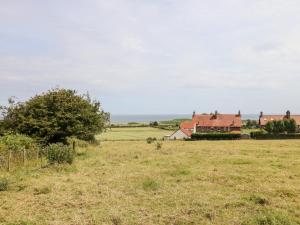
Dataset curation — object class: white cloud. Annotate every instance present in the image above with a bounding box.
[1,0,300,113]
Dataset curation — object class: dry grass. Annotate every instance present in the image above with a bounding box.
[0,140,300,225]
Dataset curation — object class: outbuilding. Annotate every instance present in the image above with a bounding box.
[166,129,192,140]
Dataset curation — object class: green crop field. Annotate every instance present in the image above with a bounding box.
[0,139,300,225]
[98,127,173,141]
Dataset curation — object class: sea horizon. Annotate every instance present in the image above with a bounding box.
[110,114,259,123]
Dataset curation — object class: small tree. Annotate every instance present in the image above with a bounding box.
[264,119,297,134]
[265,121,274,134]
[273,120,285,134]
[1,88,109,144]
[284,119,297,133]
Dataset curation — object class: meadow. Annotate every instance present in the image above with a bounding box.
[98,127,172,141]
[0,137,300,225]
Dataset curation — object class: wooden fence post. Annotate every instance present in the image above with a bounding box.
[40,149,43,168]
[73,141,76,152]
[22,148,26,166]
[7,149,11,172]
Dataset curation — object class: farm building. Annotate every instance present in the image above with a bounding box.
[259,111,300,130]
[165,129,192,140]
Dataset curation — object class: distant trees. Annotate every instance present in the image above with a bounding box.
[264,119,297,134]
[0,88,109,144]
[149,121,158,127]
[243,120,259,129]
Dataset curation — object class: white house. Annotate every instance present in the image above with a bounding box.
[165,129,192,140]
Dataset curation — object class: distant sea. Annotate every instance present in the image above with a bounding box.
[110,114,259,124]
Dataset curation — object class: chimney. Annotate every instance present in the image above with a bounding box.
[238,110,241,117]
[286,110,291,119]
[260,111,263,118]
[215,110,218,116]
[192,111,196,118]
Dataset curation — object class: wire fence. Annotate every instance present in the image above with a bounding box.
[0,141,77,172]
[0,146,41,172]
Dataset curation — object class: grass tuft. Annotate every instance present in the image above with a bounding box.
[244,211,298,225]
[33,186,51,195]
[142,178,160,191]
[0,178,9,191]
[249,194,269,206]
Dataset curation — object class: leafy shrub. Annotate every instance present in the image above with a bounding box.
[1,88,109,144]
[0,134,38,163]
[146,137,153,144]
[250,132,300,140]
[156,142,162,150]
[45,143,75,164]
[0,134,36,152]
[265,119,297,134]
[191,133,241,140]
[146,137,157,144]
[0,178,8,191]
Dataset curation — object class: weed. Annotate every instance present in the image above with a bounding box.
[33,186,51,195]
[156,142,162,150]
[0,178,8,191]
[249,194,269,206]
[111,216,122,225]
[142,178,159,191]
[244,211,297,225]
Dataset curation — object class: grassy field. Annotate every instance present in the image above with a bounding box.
[0,140,300,225]
[98,127,173,141]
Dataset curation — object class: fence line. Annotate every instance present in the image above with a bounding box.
[0,141,77,172]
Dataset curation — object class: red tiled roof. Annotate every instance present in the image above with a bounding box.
[180,121,194,130]
[180,114,242,129]
[180,128,193,137]
[192,114,242,128]
[260,115,300,126]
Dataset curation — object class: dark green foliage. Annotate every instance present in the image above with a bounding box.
[146,137,156,144]
[191,133,241,140]
[0,120,5,136]
[264,119,297,134]
[251,131,300,140]
[249,194,269,205]
[156,142,162,150]
[45,143,75,164]
[149,121,158,127]
[1,88,108,144]
[0,134,36,152]
[0,178,9,191]
[283,119,297,133]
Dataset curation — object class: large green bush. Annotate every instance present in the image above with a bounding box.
[1,89,109,144]
[264,119,297,134]
[191,133,241,140]
[250,131,300,140]
[45,143,75,164]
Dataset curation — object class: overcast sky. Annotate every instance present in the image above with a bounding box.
[1,0,300,114]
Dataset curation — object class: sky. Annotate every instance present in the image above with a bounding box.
[1,0,300,115]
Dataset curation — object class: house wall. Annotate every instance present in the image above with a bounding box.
[196,126,241,133]
[169,130,189,140]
